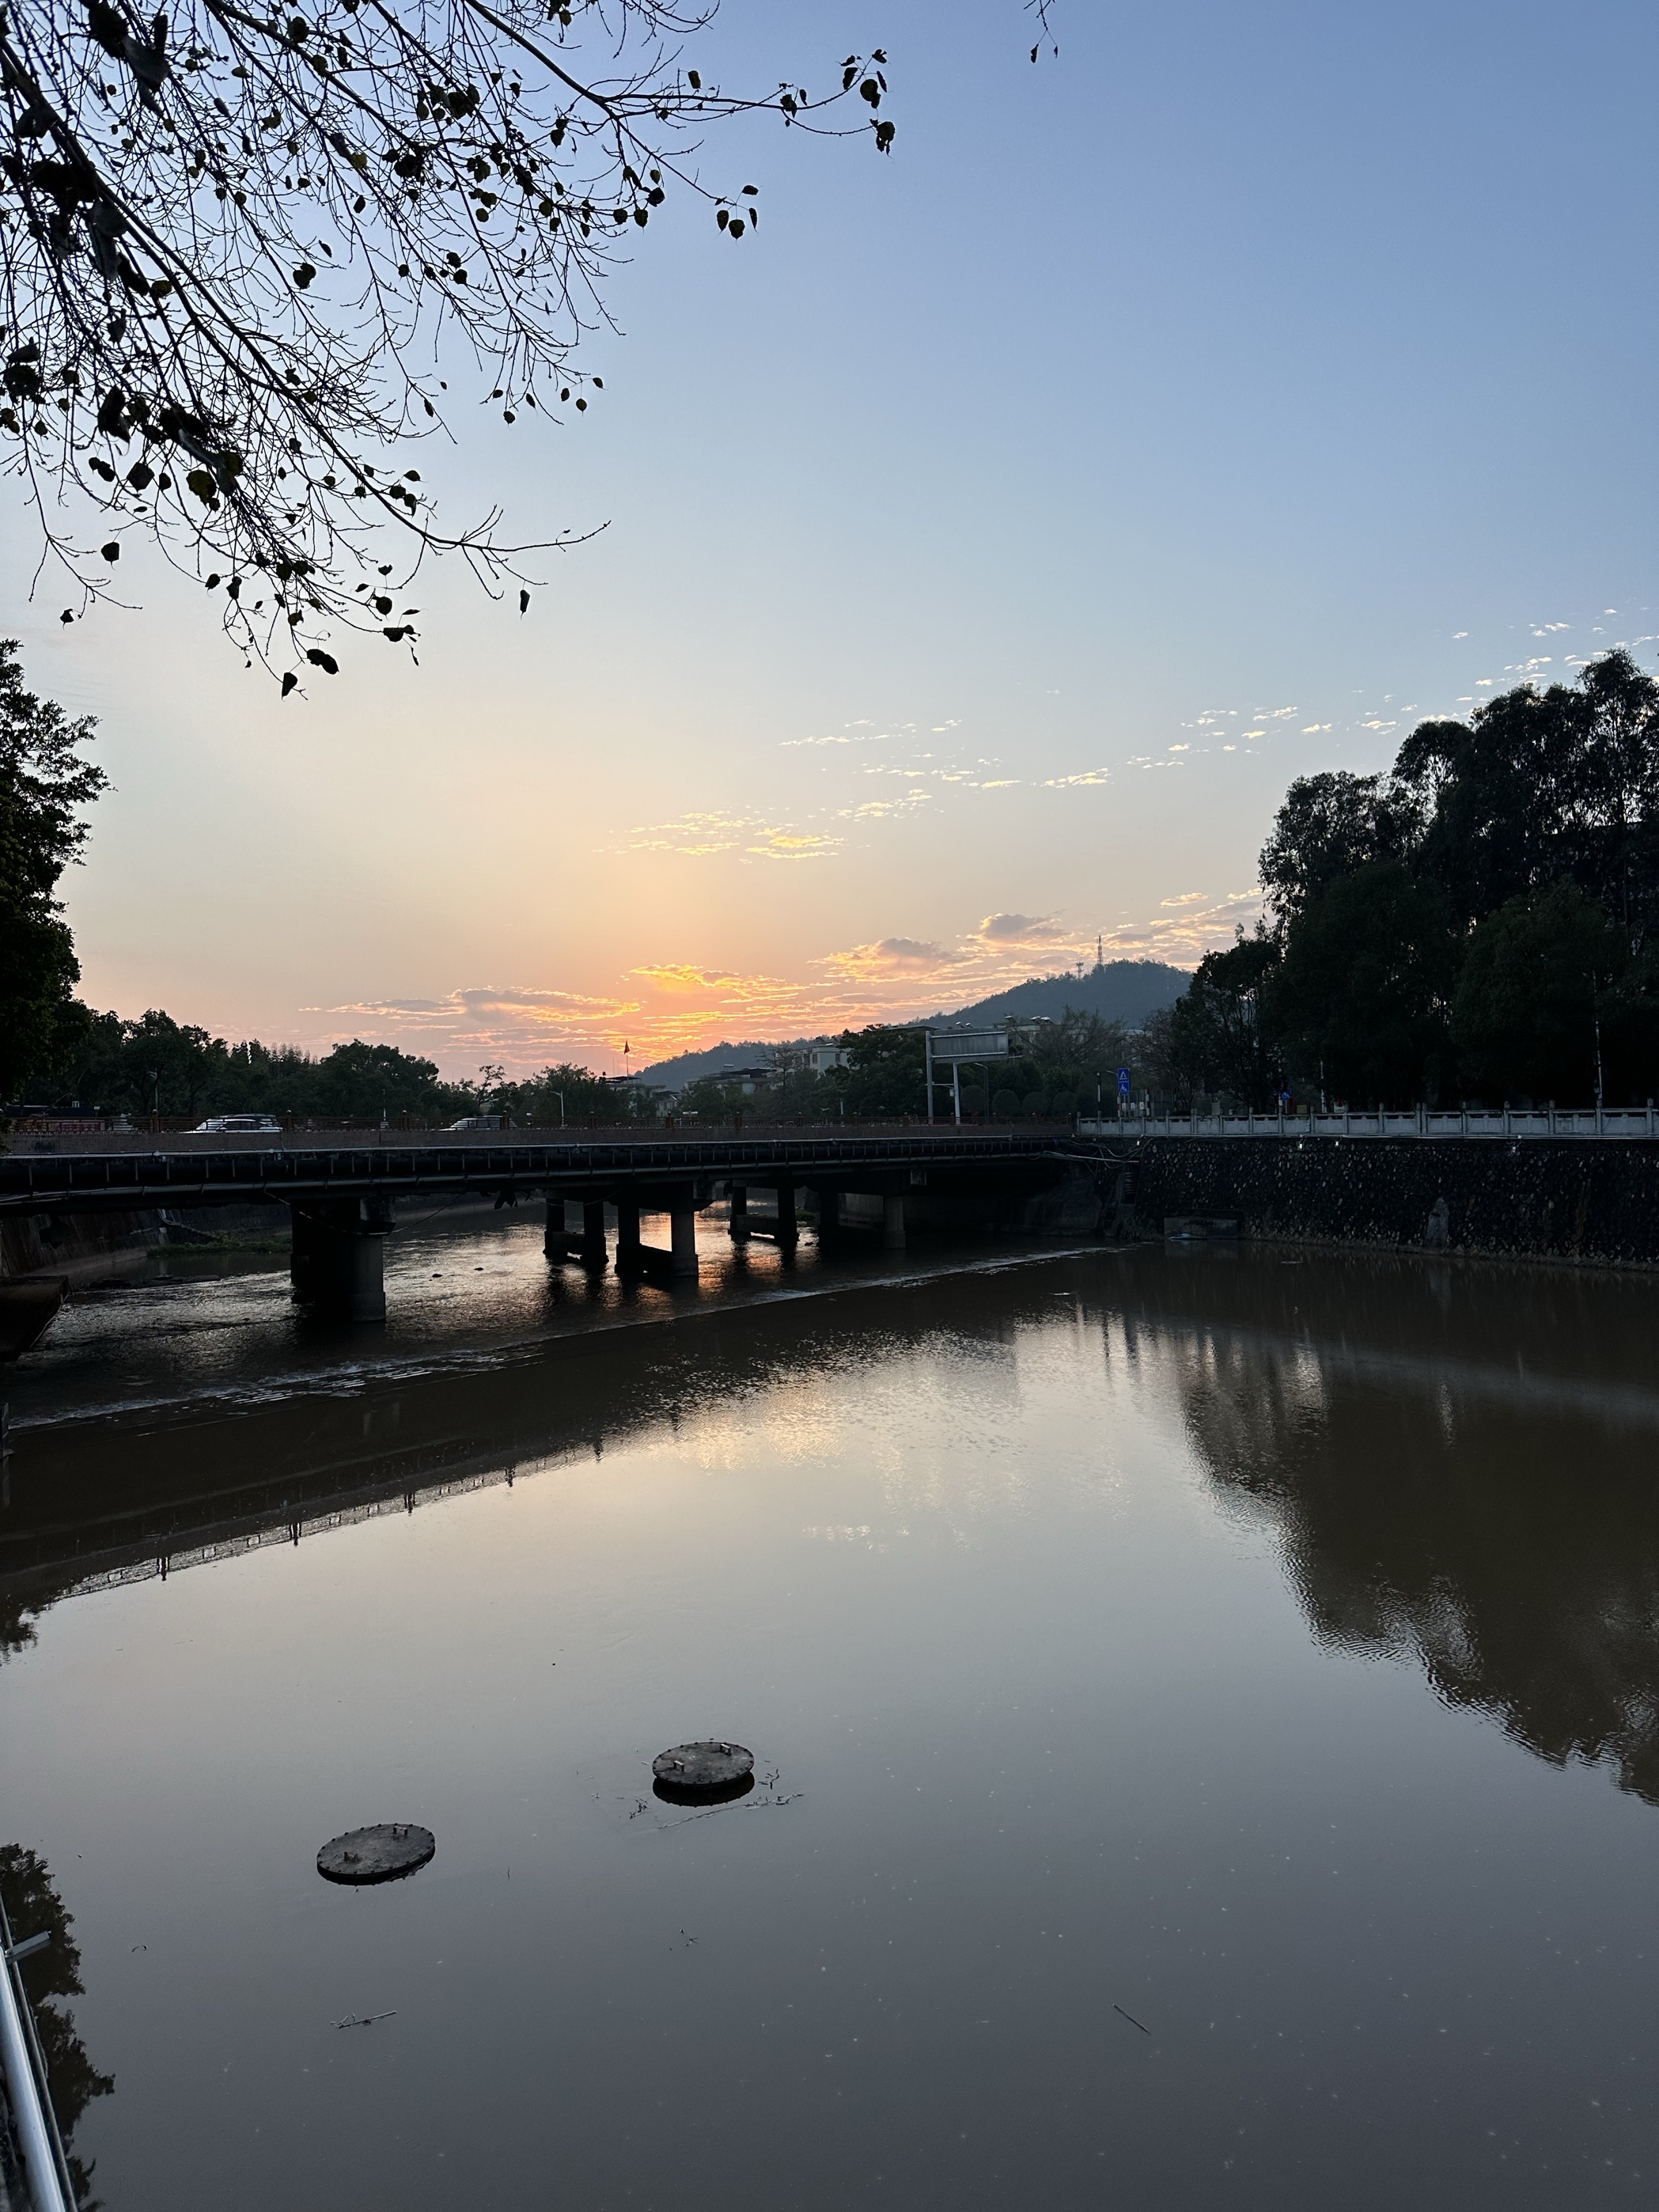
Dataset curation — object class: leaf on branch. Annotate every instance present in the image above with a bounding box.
[305,648,339,673]
[281,672,298,696]
[86,1,128,59]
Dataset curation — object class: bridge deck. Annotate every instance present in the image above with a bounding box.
[0,1132,1079,1218]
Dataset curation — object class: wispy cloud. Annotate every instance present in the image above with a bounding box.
[779,731,890,748]
[1097,887,1263,964]
[310,889,1271,1076]
[972,911,1073,946]
[820,937,974,980]
[616,809,842,862]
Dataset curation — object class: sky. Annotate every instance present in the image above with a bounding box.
[6,0,1657,1075]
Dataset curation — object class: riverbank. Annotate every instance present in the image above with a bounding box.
[1119,1134,1659,1269]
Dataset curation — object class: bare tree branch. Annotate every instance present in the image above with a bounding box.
[0,0,896,680]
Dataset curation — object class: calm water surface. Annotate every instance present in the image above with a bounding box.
[3,1224,1659,2208]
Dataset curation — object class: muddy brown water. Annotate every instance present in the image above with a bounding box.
[2,1218,1659,2209]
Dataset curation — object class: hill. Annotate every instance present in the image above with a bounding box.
[934,960,1189,1030]
[637,1039,820,1089]
[638,964,1189,1086]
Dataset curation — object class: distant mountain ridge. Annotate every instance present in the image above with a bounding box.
[932,960,1189,1031]
[641,960,1190,1087]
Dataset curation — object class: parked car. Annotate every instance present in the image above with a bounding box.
[194,1115,284,1134]
[445,1113,509,1131]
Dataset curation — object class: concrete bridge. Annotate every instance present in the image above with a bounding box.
[0,1132,1091,1319]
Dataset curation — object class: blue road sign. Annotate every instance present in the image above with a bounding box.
[1116,1066,1132,1098]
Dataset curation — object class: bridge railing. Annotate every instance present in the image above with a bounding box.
[2,1117,1080,1157]
[1077,1106,1659,1141]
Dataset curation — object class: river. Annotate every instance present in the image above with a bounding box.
[2,1216,1657,2208]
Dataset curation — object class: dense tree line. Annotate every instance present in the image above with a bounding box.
[15,1011,675,1123]
[1165,652,1659,1111]
[32,1006,484,1119]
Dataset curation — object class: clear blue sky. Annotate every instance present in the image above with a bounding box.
[7,0,1655,1070]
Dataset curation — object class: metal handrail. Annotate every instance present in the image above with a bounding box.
[1076,1105,1659,1141]
[0,1131,1069,1217]
[0,1891,74,2212]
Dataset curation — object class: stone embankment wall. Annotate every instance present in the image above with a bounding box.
[0,1209,162,1280]
[1115,1138,1659,1268]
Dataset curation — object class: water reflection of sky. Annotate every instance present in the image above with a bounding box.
[5,1246,1659,2209]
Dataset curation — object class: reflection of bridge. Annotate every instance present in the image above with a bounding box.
[0,1256,1071,1641]
[0,1133,1088,1319]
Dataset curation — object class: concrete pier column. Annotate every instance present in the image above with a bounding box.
[544,1196,570,1259]
[580,1199,608,1270]
[729,1184,749,1241]
[615,1193,642,1275]
[882,1193,907,1252]
[774,1184,798,1248]
[812,1185,840,1246]
[290,1198,388,1321]
[670,1204,699,1278]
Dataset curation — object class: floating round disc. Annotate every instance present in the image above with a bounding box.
[652,1740,756,1806]
[316,1823,435,1886]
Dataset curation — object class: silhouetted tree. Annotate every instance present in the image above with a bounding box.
[0,640,108,1097]
[1451,882,1621,1104]
[1265,860,1457,1106]
[838,1024,924,1118]
[1397,650,1659,935]
[1171,650,1659,1108]
[514,1060,645,1124]
[1165,934,1280,1108]
[1258,769,1417,935]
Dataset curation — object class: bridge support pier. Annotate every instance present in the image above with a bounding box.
[670,1204,699,1278]
[883,1194,907,1252]
[544,1197,570,1260]
[812,1185,841,1246]
[729,1184,749,1242]
[290,1198,389,1321]
[580,1200,608,1270]
[774,1184,798,1248]
[615,1194,642,1275]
